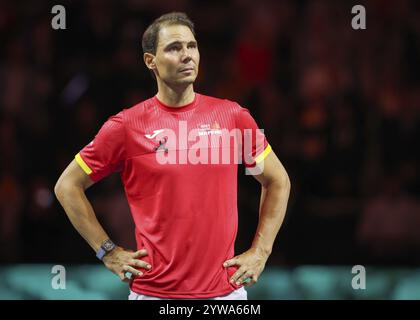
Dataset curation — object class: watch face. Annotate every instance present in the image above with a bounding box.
[103,240,115,251]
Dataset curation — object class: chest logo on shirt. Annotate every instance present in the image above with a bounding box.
[145,129,165,139]
[198,121,222,136]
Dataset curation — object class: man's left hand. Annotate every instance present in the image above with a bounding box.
[223,247,270,286]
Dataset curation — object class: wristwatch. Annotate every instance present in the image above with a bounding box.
[96,239,116,260]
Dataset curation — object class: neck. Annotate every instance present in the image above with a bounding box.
[155,81,195,107]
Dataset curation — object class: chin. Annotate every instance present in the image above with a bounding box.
[175,77,196,86]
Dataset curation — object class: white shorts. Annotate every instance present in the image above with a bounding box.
[128,287,247,300]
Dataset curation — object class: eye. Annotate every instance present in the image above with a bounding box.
[169,46,181,52]
[188,43,197,49]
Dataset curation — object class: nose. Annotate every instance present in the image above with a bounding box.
[181,47,192,62]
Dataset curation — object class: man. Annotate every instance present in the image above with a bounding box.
[55,12,291,300]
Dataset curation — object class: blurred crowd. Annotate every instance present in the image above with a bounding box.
[0,0,419,265]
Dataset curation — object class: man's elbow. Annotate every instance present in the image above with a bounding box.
[54,178,66,202]
[268,167,290,192]
[261,168,291,191]
[264,174,290,194]
[279,171,291,192]
[54,176,76,202]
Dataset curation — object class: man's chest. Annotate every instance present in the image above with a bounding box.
[125,111,239,161]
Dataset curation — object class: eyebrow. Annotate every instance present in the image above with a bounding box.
[164,40,197,49]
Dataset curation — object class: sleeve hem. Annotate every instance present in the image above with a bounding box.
[255,144,272,164]
[75,153,93,175]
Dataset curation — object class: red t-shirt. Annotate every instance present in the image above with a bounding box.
[75,93,271,298]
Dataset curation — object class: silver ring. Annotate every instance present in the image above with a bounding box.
[124,271,133,279]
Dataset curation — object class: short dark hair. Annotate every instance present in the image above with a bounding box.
[142,12,196,56]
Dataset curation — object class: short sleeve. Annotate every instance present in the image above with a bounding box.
[235,105,271,168]
[75,112,126,182]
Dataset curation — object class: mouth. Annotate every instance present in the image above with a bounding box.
[179,67,195,73]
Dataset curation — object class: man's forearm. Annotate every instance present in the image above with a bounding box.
[251,178,290,256]
[55,184,109,253]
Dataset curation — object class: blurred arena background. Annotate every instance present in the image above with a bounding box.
[0,0,419,299]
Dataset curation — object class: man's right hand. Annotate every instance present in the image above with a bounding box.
[102,247,152,282]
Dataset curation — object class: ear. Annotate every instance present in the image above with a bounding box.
[143,53,156,70]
